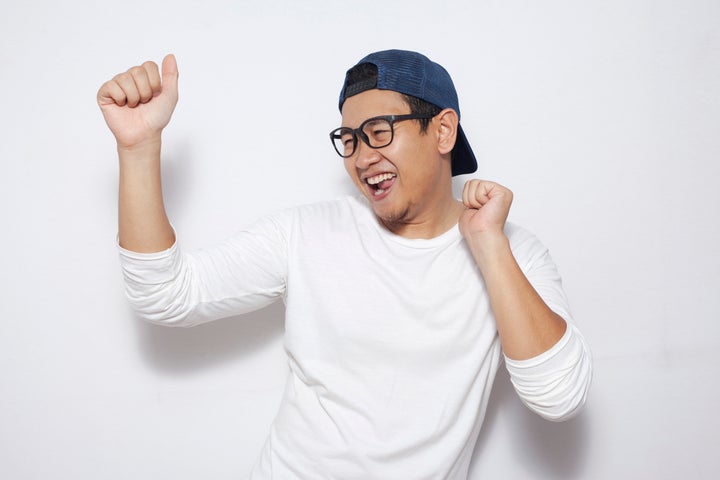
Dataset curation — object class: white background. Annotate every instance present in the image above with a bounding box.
[1,0,718,478]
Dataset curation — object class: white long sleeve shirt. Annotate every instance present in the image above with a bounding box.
[118,195,591,479]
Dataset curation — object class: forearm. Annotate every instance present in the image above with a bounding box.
[117,136,175,253]
[470,232,567,360]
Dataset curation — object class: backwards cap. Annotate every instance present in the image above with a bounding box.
[338,49,477,176]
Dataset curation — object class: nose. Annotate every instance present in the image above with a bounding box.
[353,139,382,169]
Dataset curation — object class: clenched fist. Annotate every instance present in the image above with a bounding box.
[97,54,179,149]
[459,179,513,241]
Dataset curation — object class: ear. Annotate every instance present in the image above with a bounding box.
[435,108,459,156]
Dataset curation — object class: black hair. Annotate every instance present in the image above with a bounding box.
[344,63,442,132]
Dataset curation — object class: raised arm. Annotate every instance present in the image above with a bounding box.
[97,54,179,253]
[459,179,567,360]
[459,179,591,420]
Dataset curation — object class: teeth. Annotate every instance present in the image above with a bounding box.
[367,173,395,185]
[373,188,386,196]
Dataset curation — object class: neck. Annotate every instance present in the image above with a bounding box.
[381,197,464,239]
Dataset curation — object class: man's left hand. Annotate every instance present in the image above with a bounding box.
[459,179,513,242]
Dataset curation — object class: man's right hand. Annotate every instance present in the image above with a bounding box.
[97,54,179,149]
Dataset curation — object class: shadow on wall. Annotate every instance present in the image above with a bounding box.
[470,367,591,479]
[133,301,286,374]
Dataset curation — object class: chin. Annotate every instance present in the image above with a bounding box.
[372,204,411,228]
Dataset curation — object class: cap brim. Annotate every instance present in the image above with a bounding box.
[452,125,478,176]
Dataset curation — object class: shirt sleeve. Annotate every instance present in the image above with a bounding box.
[502,224,593,421]
[117,213,289,327]
[504,324,592,421]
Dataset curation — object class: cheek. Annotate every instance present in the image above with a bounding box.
[394,141,432,180]
[402,156,443,196]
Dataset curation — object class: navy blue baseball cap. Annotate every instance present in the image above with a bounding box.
[338,49,477,176]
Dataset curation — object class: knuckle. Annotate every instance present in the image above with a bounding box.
[129,65,146,77]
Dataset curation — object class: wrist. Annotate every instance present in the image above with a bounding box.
[466,230,511,270]
[117,135,162,164]
[117,133,162,154]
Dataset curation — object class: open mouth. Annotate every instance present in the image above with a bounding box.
[366,173,396,196]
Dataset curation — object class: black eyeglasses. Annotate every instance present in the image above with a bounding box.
[329,113,435,158]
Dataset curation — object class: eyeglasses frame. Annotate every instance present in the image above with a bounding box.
[329,113,436,158]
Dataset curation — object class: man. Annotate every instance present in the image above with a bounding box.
[98,49,591,479]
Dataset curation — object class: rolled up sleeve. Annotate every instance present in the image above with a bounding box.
[504,323,592,421]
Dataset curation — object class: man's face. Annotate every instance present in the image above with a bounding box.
[340,89,451,231]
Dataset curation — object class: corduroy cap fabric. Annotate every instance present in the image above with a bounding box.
[338,50,477,176]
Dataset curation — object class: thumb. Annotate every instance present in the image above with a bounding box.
[458,207,475,236]
[161,54,179,98]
